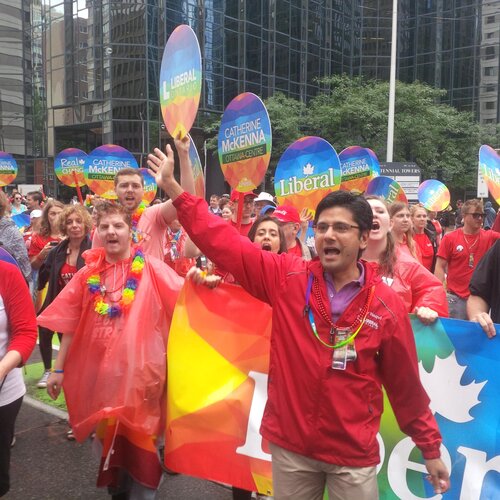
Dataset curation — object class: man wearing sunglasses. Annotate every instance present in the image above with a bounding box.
[435,199,500,319]
[157,147,450,499]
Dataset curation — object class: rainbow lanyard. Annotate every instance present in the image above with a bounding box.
[303,272,375,349]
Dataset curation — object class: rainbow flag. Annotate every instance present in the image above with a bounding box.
[166,281,500,498]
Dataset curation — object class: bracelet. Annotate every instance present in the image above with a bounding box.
[51,369,64,374]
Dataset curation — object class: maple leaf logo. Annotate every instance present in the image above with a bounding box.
[78,159,85,165]
[418,353,486,423]
[303,163,314,175]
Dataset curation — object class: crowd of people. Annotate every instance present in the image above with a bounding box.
[1,146,500,498]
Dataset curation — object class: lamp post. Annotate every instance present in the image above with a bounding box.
[386,0,398,162]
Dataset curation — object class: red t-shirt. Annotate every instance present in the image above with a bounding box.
[431,219,443,236]
[28,234,61,258]
[413,233,434,271]
[287,243,303,257]
[437,228,500,298]
[230,218,254,237]
[59,262,77,288]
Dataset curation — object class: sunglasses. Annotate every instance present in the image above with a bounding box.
[466,213,485,219]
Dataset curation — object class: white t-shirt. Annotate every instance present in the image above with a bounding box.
[0,295,26,406]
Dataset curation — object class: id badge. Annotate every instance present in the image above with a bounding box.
[332,329,348,370]
[332,345,348,370]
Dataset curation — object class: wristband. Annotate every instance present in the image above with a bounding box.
[51,369,64,374]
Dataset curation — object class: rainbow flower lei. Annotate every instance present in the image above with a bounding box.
[87,249,145,318]
[131,202,146,243]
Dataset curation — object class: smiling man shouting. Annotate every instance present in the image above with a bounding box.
[151,147,450,499]
[93,136,194,260]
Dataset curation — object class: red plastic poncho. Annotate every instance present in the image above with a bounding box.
[37,247,183,442]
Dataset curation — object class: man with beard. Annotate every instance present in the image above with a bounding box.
[93,136,194,260]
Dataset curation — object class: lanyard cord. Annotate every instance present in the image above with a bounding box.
[304,272,375,349]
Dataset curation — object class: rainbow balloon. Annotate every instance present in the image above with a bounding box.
[139,168,157,205]
[479,145,500,204]
[274,136,341,213]
[339,146,380,193]
[188,134,205,199]
[0,151,18,187]
[54,148,87,187]
[418,179,450,211]
[160,25,202,139]
[365,176,408,204]
[218,92,272,192]
[84,144,138,199]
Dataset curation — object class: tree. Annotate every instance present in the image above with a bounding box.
[202,76,493,192]
[307,75,488,189]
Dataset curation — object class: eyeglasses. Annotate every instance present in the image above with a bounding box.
[313,222,360,234]
[466,213,485,219]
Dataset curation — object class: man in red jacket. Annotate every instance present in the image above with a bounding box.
[148,150,450,499]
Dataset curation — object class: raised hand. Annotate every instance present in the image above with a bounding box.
[147,144,175,191]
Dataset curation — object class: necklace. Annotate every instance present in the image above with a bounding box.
[131,202,146,243]
[86,248,145,317]
[305,274,375,349]
[462,229,480,268]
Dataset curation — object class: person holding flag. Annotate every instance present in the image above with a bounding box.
[150,146,450,499]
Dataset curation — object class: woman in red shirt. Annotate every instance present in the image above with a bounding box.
[389,201,421,262]
[28,200,64,270]
[411,204,437,272]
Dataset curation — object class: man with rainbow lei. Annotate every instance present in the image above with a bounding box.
[38,199,184,498]
[92,135,196,261]
[154,145,451,500]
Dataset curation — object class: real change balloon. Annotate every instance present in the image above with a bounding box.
[139,168,157,205]
[365,175,408,204]
[0,151,18,187]
[160,25,202,139]
[479,145,500,204]
[418,179,450,211]
[188,134,205,199]
[55,148,87,187]
[339,146,380,193]
[274,136,341,214]
[84,144,139,199]
[218,92,272,192]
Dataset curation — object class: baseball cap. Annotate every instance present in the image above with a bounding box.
[259,205,276,216]
[30,209,42,219]
[230,190,257,202]
[273,205,300,224]
[254,192,276,206]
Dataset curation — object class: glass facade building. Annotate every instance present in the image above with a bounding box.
[0,0,498,192]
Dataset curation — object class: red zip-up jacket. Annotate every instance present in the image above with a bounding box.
[174,192,442,466]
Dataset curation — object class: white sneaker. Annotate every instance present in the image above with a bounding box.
[37,371,51,388]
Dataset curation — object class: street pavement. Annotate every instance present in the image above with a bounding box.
[6,398,233,499]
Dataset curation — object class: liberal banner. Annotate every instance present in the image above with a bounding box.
[166,281,500,499]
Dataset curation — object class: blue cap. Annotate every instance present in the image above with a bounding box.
[259,205,276,216]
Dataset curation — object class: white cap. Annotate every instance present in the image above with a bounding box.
[254,192,276,206]
[30,209,42,219]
